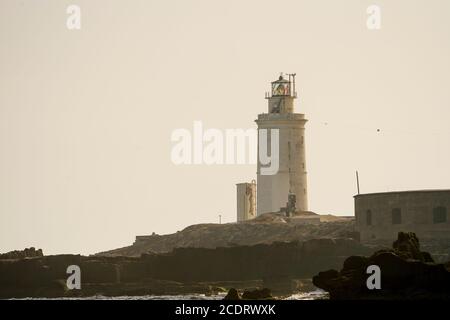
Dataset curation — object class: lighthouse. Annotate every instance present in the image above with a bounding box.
[256,73,308,215]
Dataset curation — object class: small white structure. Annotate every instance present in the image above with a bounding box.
[236,181,257,221]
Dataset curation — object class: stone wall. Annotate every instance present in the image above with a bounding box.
[355,190,450,242]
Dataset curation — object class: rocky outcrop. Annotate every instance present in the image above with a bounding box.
[0,238,372,298]
[98,216,356,256]
[0,247,43,260]
[223,288,273,300]
[360,236,450,263]
[313,232,450,300]
[141,238,372,282]
[242,288,273,300]
[224,288,241,300]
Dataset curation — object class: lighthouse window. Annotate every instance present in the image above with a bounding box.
[272,83,290,96]
[392,208,402,225]
[433,207,447,224]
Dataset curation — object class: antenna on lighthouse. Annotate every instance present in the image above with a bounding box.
[287,73,297,97]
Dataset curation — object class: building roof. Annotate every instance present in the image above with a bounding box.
[354,189,450,198]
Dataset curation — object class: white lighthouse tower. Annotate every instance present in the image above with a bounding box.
[256,73,308,215]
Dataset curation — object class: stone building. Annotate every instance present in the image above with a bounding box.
[355,190,450,242]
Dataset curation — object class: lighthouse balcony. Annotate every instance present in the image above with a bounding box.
[257,113,306,121]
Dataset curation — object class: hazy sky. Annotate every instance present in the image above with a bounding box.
[1,0,449,255]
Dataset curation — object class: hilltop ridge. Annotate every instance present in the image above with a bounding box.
[97,213,356,257]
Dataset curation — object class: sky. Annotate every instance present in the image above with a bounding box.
[1,0,449,255]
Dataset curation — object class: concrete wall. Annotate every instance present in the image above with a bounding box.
[355,190,450,242]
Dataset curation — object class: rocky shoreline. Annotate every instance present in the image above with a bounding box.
[313,232,450,300]
[2,224,449,299]
[0,238,371,299]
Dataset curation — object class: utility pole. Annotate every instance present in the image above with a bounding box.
[356,171,360,195]
[219,214,222,224]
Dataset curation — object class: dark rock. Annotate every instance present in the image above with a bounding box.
[313,232,450,300]
[0,247,44,260]
[241,288,273,300]
[393,232,429,261]
[262,276,297,295]
[223,288,241,300]
[421,251,434,263]
[342,256,368,272]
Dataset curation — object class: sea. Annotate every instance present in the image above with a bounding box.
[13,290,328,300]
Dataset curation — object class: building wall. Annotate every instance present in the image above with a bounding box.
[256,113,308,215]
[236,182,256,221]
[355,190,450,242]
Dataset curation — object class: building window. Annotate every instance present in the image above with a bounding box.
[392,208,402,225]
[366,210,372,226]
[433,207,447,224]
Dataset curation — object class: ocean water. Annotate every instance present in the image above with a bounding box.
[283,290,329,300]
[13,290,328,300]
